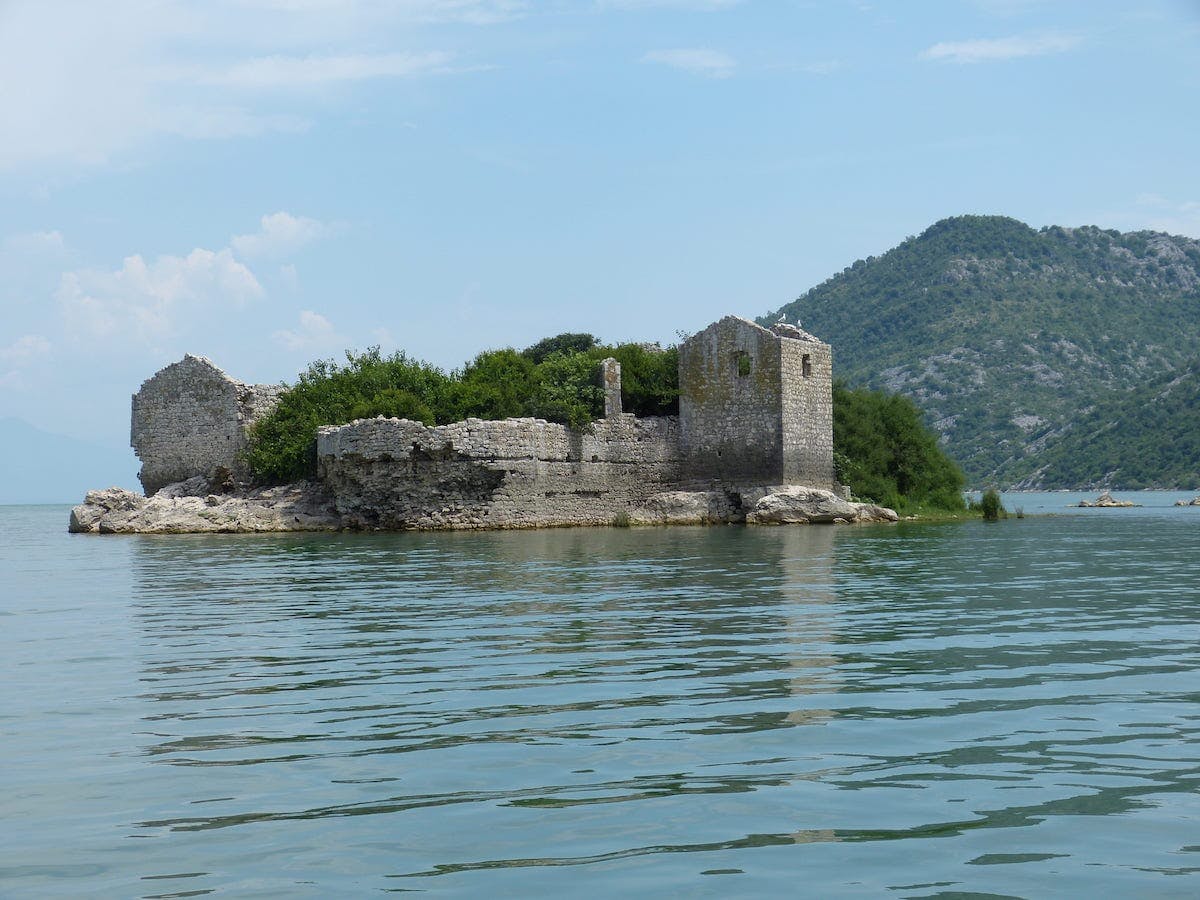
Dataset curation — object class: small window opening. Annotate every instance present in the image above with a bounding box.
[802,354,813,377]
[735,351,751,378]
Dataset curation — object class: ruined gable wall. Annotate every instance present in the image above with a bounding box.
[678,317,784,484]
[779,338,835,489]
[131,355,282,494]
[316,414,681,529]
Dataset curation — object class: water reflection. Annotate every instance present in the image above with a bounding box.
[110,517,1200,894]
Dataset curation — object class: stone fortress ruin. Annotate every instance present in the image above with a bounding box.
[71,316,897,532]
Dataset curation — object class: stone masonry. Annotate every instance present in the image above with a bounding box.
[130,354,283,494]
[105,316,859,531]
[679,316,834,489]
[317,413,682,529]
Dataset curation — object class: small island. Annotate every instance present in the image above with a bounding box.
[71,316,966,534]
[1073,491,1140,508]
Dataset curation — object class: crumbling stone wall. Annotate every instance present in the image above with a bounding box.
[316,413,682,529]
[130,355,282,494]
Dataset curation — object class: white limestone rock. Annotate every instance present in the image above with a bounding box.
[69,487,148,533]
[745,486,898,525]
[1075,490,1138,508]
[69,481,340,534]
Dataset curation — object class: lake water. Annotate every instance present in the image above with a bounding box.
[2,494,1198,897]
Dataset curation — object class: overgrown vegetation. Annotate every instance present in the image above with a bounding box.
[245,335,967,518]
[832,382,966,513]
[244,337,680,483]
[979,488,1004,521]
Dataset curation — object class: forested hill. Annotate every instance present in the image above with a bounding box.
[762,215,1200,488]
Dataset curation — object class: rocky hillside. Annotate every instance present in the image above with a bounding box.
[763,215,1200,487]
[1007,362,1200,490]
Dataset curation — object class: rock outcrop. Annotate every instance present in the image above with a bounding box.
[1074,491,1139,508]
[69,478,339,534]
[70,478,897,533]
[1174,496,1200,507]
[743,486,898,525]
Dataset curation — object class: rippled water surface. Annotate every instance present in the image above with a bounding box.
[3,496,1199,897]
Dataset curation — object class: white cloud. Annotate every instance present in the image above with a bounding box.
[232,212,332,259]
[0,334,52,392]
[58,248,263,342]
[642,48,736,78]
[1,230,67,258]
[0,0,494,172]
[801,60,842,76]
[371,326,398,349]
[233,0,529,25]
[272,310,344,351]
[971,0,1051,16]
[194,51,454,90]
[1127,194,1200,238]
[920,33,1081,64]
[601,0,742,9]
[0,334,52,365]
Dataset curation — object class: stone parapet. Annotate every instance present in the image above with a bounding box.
[316,414,682,529]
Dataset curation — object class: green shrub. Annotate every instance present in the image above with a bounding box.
[596,343,680,417]
[349,388,435,424]
[451,349,538,422]
[522,333,598,364]
[243,348,452,483]
[527,351,605,429]
[832,381,966,513]
[980,488,1004,521]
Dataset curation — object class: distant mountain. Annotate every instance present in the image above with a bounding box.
[763,215,1200,487]
[0,417,140,505]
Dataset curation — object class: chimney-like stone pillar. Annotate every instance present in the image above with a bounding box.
[601,357,622,418]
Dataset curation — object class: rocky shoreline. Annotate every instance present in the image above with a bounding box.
[69,477,898,534]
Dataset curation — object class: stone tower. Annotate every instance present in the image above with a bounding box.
[677,316,834,489]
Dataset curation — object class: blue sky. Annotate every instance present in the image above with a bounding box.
[2,0,1199,487]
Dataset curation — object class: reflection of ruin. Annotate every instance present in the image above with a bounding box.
[124,523,851,847]
[770,527,841,728]
[770,526,843,847]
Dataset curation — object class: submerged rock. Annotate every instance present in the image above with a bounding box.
[69,481,340,534]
